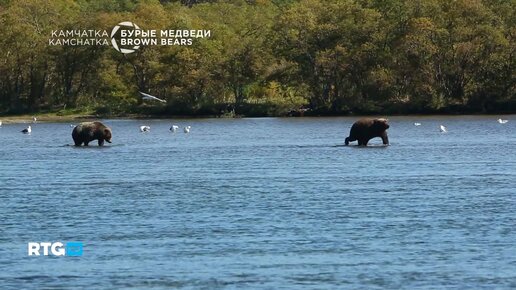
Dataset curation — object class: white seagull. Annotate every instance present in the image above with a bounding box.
[140,125,150,132]
[414,122,421,126]
[497,118,508,124]
[184,126,191,133]
[170,125,179,132]
[139,92,167,103]
[32,116,37,123]
[22,125,31,134]
[0,120,2,127]
[439,125,447,133]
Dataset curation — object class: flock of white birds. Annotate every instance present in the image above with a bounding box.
[0,116,193,135]
[6,116,38,134]
[412,118,509,133]
[0,117,510,136]
[139,125,191,133]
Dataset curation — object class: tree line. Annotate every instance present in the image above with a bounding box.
[0,0,514,117]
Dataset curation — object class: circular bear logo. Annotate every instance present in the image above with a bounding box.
[111,21,141,54]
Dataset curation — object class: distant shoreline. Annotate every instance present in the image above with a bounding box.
[1,112,514,124]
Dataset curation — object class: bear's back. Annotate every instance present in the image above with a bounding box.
[73,122,105,138]
[350,118,374,136]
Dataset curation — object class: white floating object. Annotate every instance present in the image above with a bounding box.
[32,116,37,123]
[22,125,31,134]
[184,126,191,133]
[498,118,508,124]
[0,120,2,127]
[170,125,179,132]
[414,122,421,126]
[139,91,166,103]
[140,125,150,132]
[439,125,447,133]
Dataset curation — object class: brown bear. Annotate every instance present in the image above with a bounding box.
[72,121,112,146]
[345,118,389,146]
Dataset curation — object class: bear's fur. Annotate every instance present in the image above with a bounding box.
[72,121,112,146]
[345,118,389,146]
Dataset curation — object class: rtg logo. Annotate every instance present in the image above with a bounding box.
[28,242,83,257]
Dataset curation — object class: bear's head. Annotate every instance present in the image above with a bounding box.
[104,128,112,143]
[373,118,389,131]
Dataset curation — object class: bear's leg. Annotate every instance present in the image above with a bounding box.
[381,132,389,145]
[358,139,368,146]
[345,137,356,145]
[98,139,104,146]
[74,140,82,146]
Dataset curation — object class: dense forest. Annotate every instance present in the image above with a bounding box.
[0,0,514,117]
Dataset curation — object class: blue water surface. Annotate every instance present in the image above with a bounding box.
[0,116,515,289]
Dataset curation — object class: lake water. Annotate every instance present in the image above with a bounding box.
[0,116,515,289]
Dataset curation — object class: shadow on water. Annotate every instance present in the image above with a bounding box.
[278,144,390,149]
[56,143,385,149]
[288,144,344,148]
[59,144,125,148]
[333,144,389,149]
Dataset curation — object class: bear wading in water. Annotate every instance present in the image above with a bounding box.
[345,118,389,146]
[72,121,112,146]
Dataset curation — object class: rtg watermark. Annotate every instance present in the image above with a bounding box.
[49,21,211,54]
[28,242,83,257]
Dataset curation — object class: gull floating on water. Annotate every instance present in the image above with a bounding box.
[140,125,150,132]
[0,120,2,127]
[170,125,179,132]
[32,116,37,123]
[497,118,508,124]
[414,122,421,126]
[22,125,31,134]
[139,91,166,103]
[439,125,447,133]
[184,126,191,133]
